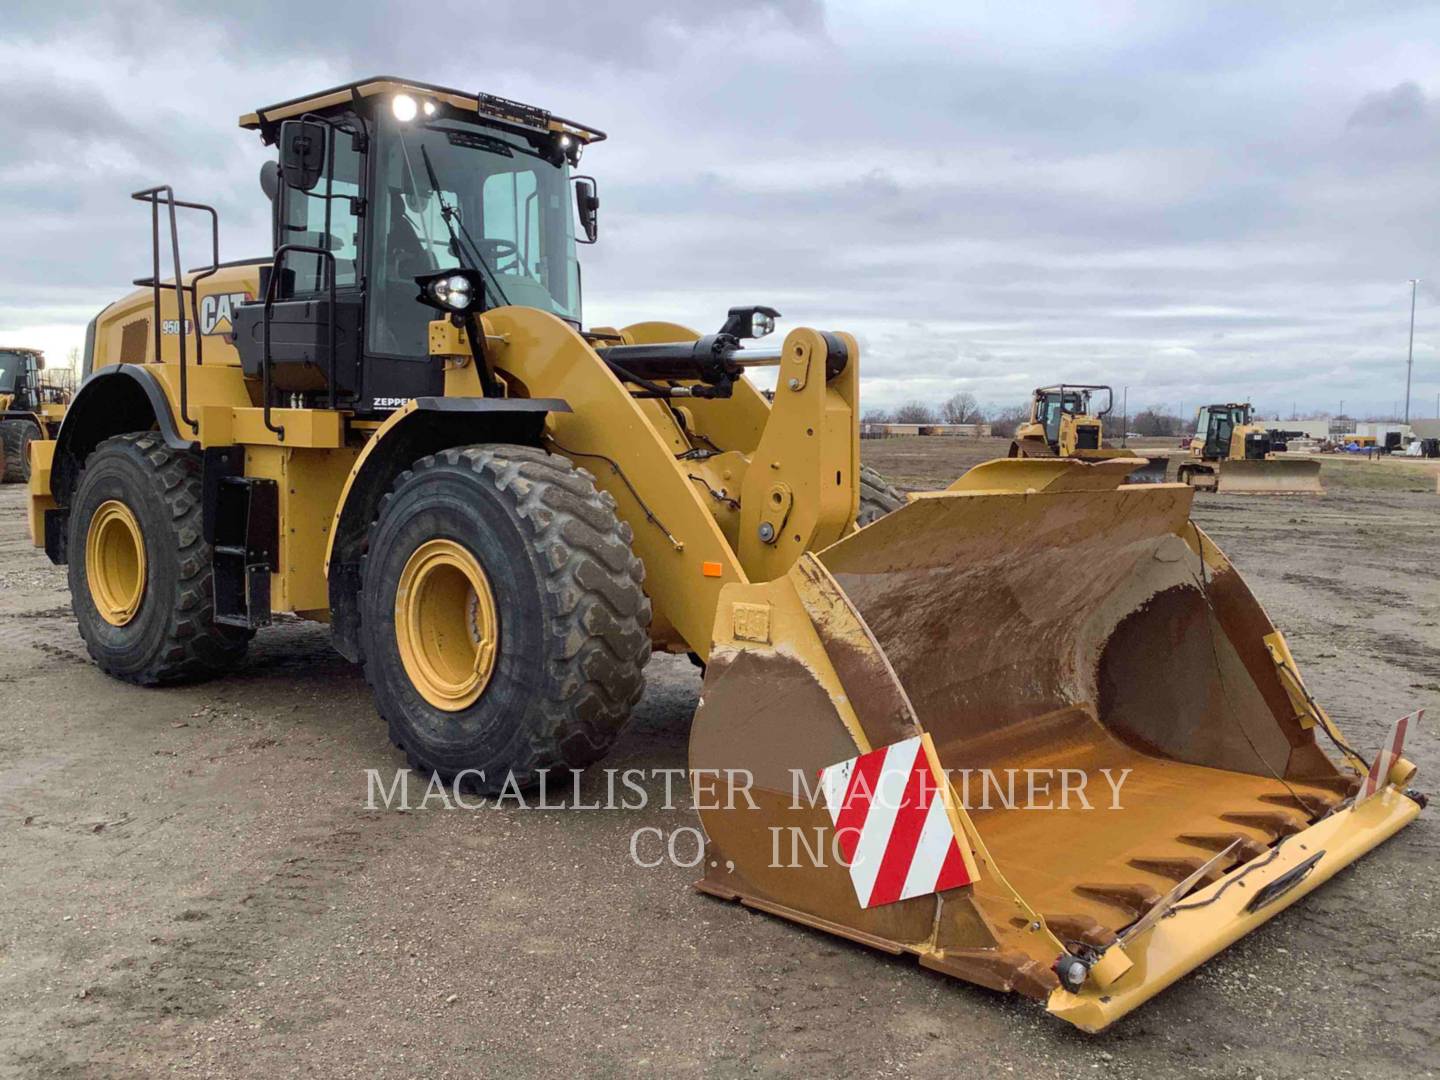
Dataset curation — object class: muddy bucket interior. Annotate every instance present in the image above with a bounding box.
[1214,457,1324,494]
[815,475,1347,937]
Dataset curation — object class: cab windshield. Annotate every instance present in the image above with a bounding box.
[368,113,581,357]
[0,351,24,393]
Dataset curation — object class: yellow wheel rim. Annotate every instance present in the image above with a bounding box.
[394,539,500,712]
[86,500,147,626]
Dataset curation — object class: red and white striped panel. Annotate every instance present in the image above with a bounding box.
[1359,709,1421,802]
[818,735,979,909]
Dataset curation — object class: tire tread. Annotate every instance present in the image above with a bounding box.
[362,444,650,785]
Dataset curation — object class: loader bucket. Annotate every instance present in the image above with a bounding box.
[1213,457,1324,494]
[691,458,1418,1031]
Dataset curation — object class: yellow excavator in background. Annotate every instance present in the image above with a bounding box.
[0,346,71,483]
[27,77,1415,1032]
[1178,402,1323,494]
[1009,384,1168,482]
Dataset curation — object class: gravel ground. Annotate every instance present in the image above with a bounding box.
[0,441,1436,1079]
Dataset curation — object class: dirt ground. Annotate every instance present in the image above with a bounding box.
[1,439,1436,1079]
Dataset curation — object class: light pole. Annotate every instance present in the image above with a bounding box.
[1405,278,1418,424]
[1121,386,1127,447]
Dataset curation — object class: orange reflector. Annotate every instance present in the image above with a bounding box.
[701,561,723,578]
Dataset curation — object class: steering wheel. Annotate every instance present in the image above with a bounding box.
[474,238,523,275]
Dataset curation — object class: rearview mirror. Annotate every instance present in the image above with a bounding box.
[573,175,599,244]
[278,120,327,192]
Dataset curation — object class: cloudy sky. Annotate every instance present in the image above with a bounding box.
[3,1,1438,420]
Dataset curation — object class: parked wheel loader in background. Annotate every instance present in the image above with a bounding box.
[1178,402,1324,494]
[0,346,71,482]
[29,77,1420,1032]
[1009,384,1168,482]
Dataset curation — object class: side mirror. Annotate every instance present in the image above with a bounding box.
[34,354,45,371]
[573,175,599,244]
[278,120,327,192]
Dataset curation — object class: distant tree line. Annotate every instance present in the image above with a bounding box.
[865,394,1191,439]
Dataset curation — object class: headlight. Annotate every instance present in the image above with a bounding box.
[751,311,776,338]
[422,100,437,117]
[430,273,474,310]
[414,267,486,315]
[392,94,418,122]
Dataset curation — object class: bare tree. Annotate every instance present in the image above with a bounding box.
[987,404,1029,439]
[892,401,937,424]
[862,407,892,423]
[1131,405,1184,437]
[940,391,981,424]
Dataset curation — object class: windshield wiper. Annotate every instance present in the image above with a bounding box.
[416,143,511,309]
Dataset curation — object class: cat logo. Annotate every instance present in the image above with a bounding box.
[199,292,251,336]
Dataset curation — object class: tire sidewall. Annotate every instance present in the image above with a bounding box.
[361,462,550,781]
[67,440,189,677]
[18,422,36,482]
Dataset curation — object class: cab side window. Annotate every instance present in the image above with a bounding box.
[281,133,362,294]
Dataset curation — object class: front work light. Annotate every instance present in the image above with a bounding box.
[432,274,473,310]
[392,94,418,122]
[414,267,489,315]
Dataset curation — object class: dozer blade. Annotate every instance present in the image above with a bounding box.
[690,458,1418,1031]
[1214,457,1324,494]
[1073,449,1169,484]
[1123,454,1170,484]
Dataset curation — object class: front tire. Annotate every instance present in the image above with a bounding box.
[68,433,250,684]
[360,445,651,789]
[1,419,39,483]
[857,464,905,526]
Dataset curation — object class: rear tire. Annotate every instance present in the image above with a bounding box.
[857,464,905,526]
[359,445,651,789]
[68,433,250,684]
[0,419,39,483]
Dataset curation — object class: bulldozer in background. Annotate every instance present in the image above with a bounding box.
[29,78,1420,1032]
[1178,402,1324,494]
[0,346,71,482]
[1009,384,1169,483]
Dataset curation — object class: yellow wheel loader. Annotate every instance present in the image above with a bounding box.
[30,78,1420,1031]
[1009,384,1168,482]
[0,347,70,483]
[1177,402,1323,494]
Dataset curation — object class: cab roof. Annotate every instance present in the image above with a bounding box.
[0,346,43,355]
[239,76,605,147]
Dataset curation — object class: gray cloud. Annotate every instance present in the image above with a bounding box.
[1,2,1437,420]
[1348,81,1427,129]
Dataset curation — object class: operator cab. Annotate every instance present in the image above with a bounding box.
[231,78,605,417]
[0,348,46,405]
[1032,384,1110,450]
[1195,403,1254,460]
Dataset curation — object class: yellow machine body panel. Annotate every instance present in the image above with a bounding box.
[89,266,260,374]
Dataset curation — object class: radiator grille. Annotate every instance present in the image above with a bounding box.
[119,319,150,364]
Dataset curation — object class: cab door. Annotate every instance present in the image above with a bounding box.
[1205,411,1234,459]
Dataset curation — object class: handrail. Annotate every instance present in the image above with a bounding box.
[261,243,338,440]
[130,186,221,435]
